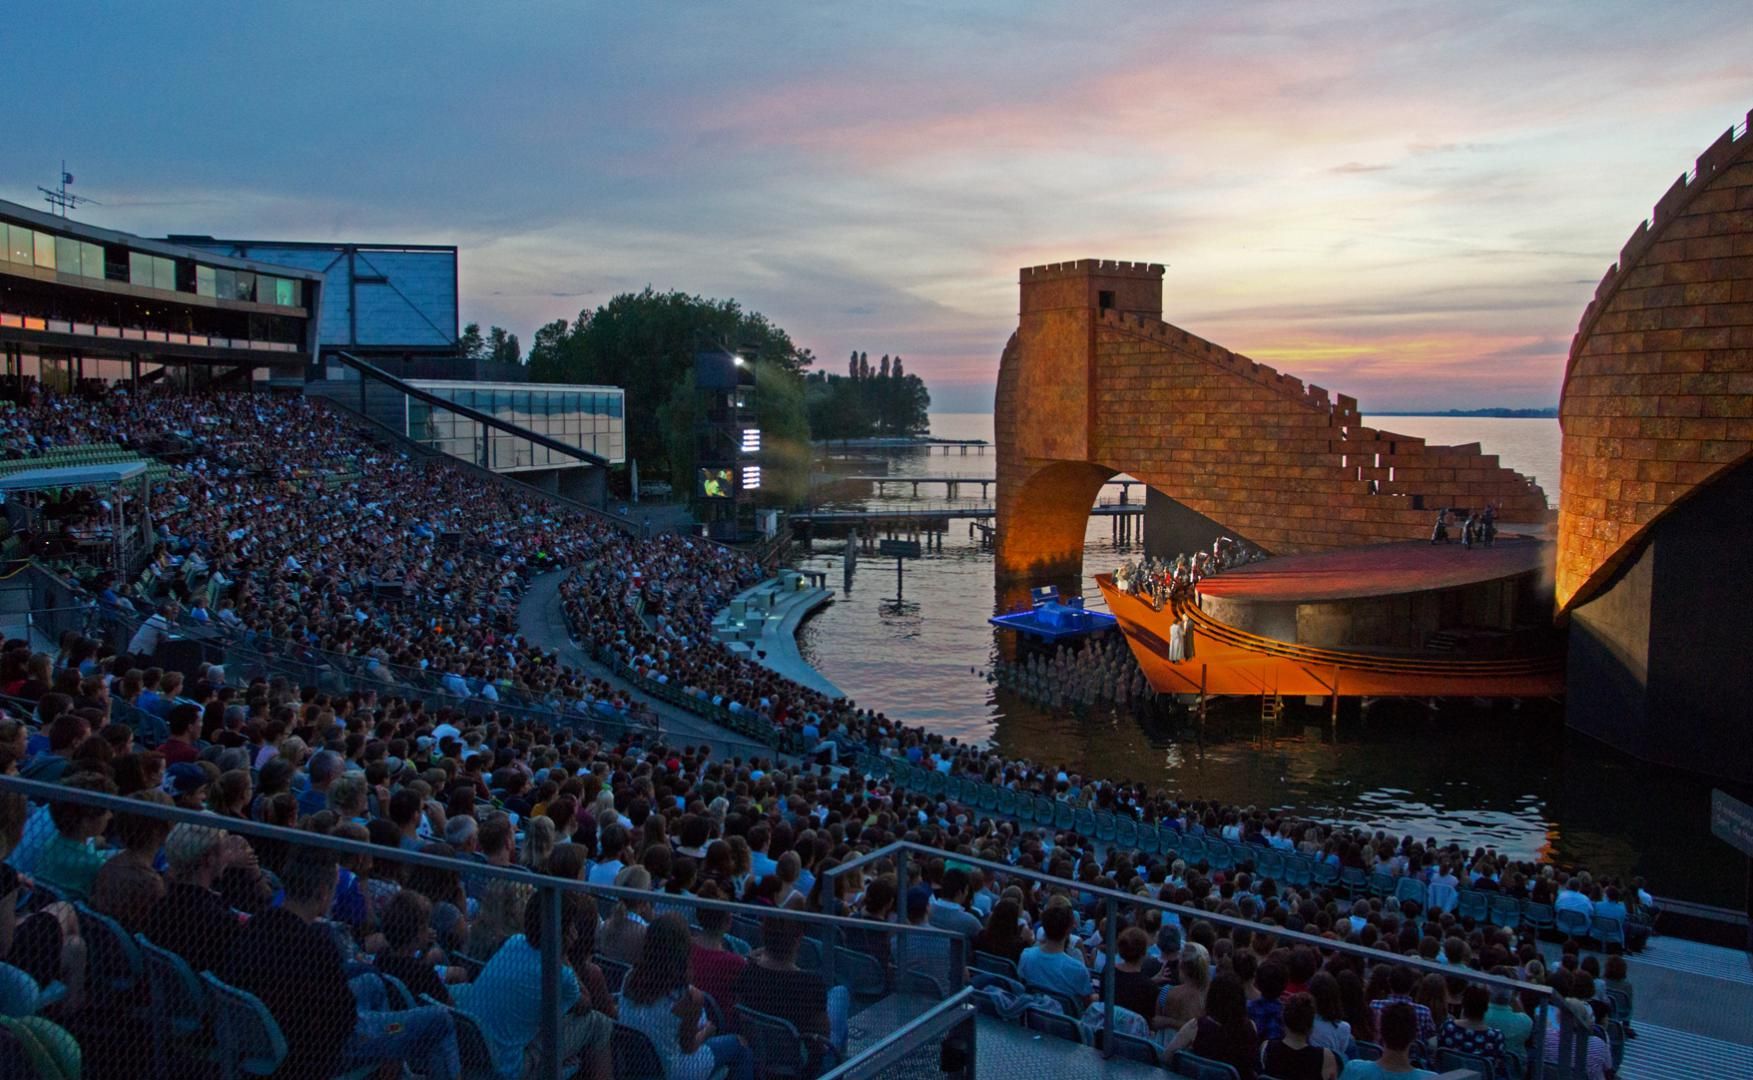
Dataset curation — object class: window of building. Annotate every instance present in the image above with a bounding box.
[53,236,86,276]
[153,256,176,292]
[215,268,236,299]
[275,277,296,306]
[129,251,152,286]
[196,264,217,297]
[33,230,55,270]
[79,241,104,279]
[0,223,12,264]
[232,270,254,302]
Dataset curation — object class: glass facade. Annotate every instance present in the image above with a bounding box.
[0,215,305,308]
[403,382,625,471]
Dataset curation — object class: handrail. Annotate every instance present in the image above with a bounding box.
[816,988,976,1080]
[0,775,958,942]
[824,839,1565,1074]
[331,350,610,468]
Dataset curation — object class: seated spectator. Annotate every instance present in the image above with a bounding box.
[89,789,172,932]
[1249,960,1288,1041]
[456,889,612,1080]
[927,868,982,940]
[221,849,461,1080]
[1260,991,1339,1080]
[1159,945,1210,1031]
[1369,965,1437,1044]
[732,915,848,1068]
[1307,971,1352,1057]
[19,707,84,784]
[33,771,118,902]
[375,889,455,1004]
[1340,1002,1437,1079]
[618,912,754,1080]
[598,865,654,965]
[1018,903,1092,1005]
[688,883,748,1021]
[972,897,1030,967]
[1439,984,1507,1073]
[0,788,87,1005]
[141,823,250,976]
[1110,926,1159,1021]
[1167,972,1259,1080]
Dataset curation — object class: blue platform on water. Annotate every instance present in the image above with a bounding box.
[990,593,1117,642]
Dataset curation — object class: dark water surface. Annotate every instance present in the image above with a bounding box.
[789,414,1751,906]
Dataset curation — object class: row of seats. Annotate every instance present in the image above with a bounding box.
[874,758,1634,949]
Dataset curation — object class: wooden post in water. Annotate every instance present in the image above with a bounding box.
[1198,663,1208,736]
[1330,668,1341,733]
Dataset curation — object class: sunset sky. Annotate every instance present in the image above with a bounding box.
[10,2,1753,410]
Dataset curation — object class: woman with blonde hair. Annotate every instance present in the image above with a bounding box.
[1158,945,1211,1031]
[521,815,558,874]
[599,865,654,965]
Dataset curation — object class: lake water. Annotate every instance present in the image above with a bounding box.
[789,413,1752,906]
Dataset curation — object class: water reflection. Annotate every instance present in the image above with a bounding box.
[790,419,1752,905]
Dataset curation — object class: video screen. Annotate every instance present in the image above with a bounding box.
[697,467,734,499]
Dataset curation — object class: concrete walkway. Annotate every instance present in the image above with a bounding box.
[515,570,779,760]
[712,576,843,699]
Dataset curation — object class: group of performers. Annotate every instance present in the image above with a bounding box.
[1430,504,1498,549]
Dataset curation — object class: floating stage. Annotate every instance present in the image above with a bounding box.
[1097,537,1565,699]
[990,586,1117,642]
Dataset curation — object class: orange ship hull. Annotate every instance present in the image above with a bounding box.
[1096,575,1564,699]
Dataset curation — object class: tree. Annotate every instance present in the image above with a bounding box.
[526,287,813,480]
[893,356,904,379]
[486,326,521,365]
[858,352,870,380]
[526,319,573,374]
[879,354,890,378]
[458,323,486,361]
[848,350,859,380]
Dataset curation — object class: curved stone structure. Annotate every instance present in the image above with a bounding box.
[1556,110,1753,614]
[994,260,1550,585]
[1558,110,1753,783]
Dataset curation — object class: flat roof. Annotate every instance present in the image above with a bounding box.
[409,380,623,394]
[0,199,323,281]
[0,461,147,492]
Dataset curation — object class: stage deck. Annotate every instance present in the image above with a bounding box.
[1195,536,1550,604]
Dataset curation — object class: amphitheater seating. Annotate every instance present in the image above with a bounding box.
[1173,1049,1242,1080]
[135,935,206,1078]
[201,972,287,1080]
[1022,1005,1083,1044]
[735,1004,834,1079]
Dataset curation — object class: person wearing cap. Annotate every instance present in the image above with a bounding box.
[141,822,252,977]
[164,762,211,811]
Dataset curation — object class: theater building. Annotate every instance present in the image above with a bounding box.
[0,199,322,388]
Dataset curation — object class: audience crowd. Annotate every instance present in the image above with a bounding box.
[0,384,1650,1080]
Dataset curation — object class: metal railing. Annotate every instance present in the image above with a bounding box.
[824,840,1579,1078]
[0,775,963,1080]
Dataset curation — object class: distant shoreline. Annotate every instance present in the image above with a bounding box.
[1366,408,1558,419]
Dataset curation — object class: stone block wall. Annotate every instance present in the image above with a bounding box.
[1557,109,1753,613]
[995,260,1551,583]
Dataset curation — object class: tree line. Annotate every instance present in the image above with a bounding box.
[804,353,932,441]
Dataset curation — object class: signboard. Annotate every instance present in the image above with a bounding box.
[878,539,922,559]
[1711,789,1753,858]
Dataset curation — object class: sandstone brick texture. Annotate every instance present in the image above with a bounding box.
[995,259,1551,584]
[1556,110,1753,613]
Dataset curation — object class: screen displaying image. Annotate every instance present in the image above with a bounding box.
[698,467,734,498]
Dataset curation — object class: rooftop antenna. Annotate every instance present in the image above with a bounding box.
[38,160,98,218]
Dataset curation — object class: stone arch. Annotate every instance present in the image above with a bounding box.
[993,259,1551,587]
[993,459,1124,589]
